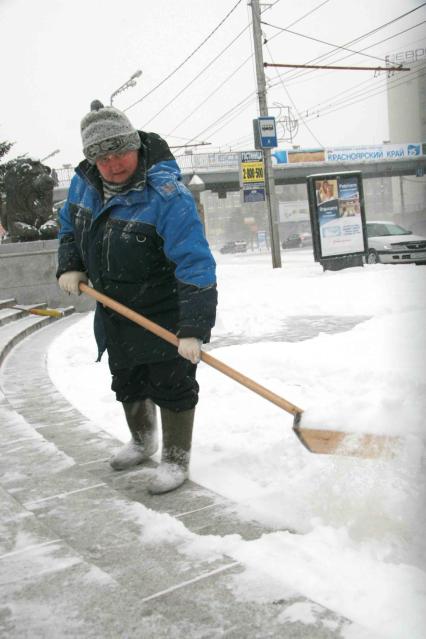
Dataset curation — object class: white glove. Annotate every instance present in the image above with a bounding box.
[178,337,202,364]
[58,271,88,295]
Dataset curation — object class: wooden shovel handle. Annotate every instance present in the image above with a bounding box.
[200,351,302,416]
[80,283,303,417]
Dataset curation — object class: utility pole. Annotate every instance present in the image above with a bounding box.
[250,0,282,268]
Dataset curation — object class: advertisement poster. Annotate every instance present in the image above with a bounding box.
[288,149,326,163]
[314,175,365,258]
[272,143,424,165]
[243,187,265,203]
[240,151,266,203]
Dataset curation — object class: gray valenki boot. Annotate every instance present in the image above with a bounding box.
[110,399,158,470]
[148,407,195,494]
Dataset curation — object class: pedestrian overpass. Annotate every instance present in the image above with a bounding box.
[53,143,426,200]
[176,145,426,195]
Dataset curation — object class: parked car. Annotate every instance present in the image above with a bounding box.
[282,232,312,249]
[219,240,247,254]
[366,221,426,265]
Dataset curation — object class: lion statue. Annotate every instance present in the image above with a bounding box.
[3,159,59,242]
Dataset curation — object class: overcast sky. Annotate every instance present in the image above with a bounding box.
[0,0,424,167]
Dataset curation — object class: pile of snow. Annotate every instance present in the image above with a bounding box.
[48,250,426,638]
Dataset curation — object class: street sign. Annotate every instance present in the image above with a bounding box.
[254,117,278,148]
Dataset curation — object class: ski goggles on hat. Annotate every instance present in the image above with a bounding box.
[84,133,140,164]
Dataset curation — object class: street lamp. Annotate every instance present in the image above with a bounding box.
[41,149,60,162]
[110,70,142,105]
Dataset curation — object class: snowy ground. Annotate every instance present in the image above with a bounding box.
[48,249,426,639]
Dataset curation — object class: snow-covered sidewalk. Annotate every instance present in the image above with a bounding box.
[48,250,426,639]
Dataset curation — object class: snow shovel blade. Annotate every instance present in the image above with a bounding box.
[8,305,64,318]
[292,413,400,459]
[79,283,401,459]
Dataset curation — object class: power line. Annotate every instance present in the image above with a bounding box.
[123,0,243,113]
[143,23,251,129]
[170,0,333,143]
[266,17,426,116]
[303,58,425,117]
[261,21,394,66]
[166,56,252,136]
[282,0,331,30]
[230,60,426,147]
[269,21,426,112]
[264,42,324,147]
[261,6,426,147]
[304,66,426,124]
[184,93,257,145]
[270,28,426,93]
[146,0,283,133]
[320,65,426,117]
[195,95,259,143]
[303,72,425,126]
[266,6,426,88]
[261,4,345,149]
[162,0,423,151]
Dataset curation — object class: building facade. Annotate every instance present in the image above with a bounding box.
[386,46,426,143]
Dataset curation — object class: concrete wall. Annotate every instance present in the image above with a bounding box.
[0,239,94,311]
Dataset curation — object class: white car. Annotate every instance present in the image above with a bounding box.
[366,221,426,265]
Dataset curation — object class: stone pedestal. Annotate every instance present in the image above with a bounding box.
[0,239,94,311]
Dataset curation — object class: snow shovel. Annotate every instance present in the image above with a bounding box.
[80,283,399,459]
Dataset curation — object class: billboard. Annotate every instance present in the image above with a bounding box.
[272,143,424,165]
[240,151,265,203]
[279,200,310,222]
[272,148,326,164]
[326,143,422,162]
[307,171,367,261]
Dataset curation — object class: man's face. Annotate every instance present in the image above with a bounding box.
[96,150,139,184]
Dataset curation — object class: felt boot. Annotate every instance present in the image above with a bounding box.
[148,407,195,494]
[110,399,158,470]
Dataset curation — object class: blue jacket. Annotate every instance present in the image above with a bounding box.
[57,133,217,368]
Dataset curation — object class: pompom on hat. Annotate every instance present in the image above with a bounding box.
[81,100,141,164]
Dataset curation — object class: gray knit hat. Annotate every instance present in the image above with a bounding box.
[81,100,141,164]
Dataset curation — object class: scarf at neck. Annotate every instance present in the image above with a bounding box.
[101,177,131,202]
[100,157,147,202]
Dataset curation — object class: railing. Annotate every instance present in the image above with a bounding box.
[54,152,242,187]
[175,152,240,170]
[55,167,75,187]
[53,141,425,188]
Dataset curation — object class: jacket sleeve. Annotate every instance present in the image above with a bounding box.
[56,176,87,278]
[154,179,217,342]
[175,282,217,341]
